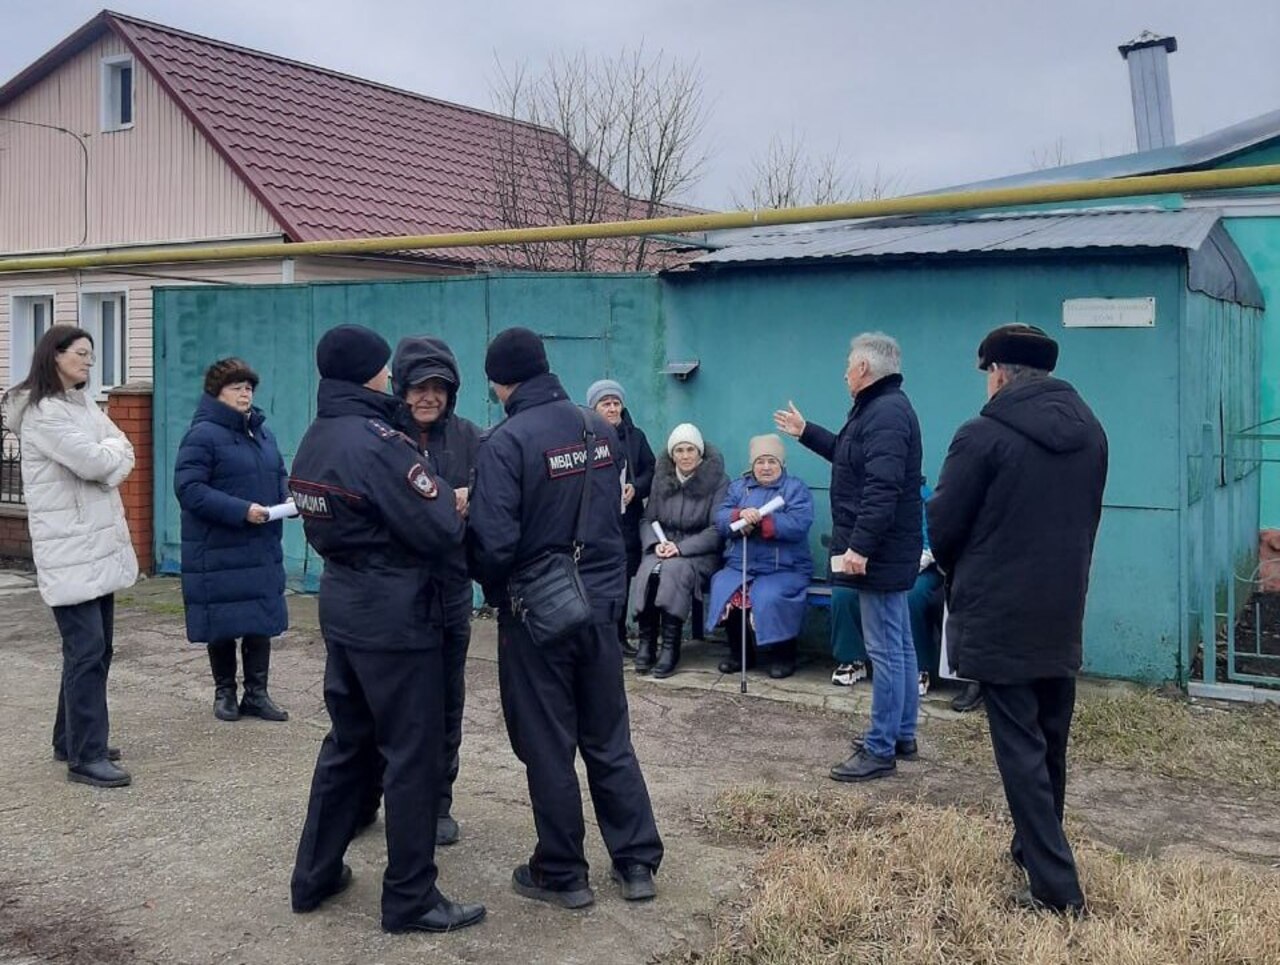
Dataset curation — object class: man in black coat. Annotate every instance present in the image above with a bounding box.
[469,327,664,910]
[775,332,923,783]
[927,323,1108,916]
[381,335,481,846]
[287,325,485,935]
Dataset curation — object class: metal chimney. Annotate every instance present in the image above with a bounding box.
[1118,31,1178,151]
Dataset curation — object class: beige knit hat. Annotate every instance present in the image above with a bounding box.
[749,433,786,466]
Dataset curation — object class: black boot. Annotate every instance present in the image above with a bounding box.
[617,617,639,658]
[767,639,797,680]
[718,610,756,674]
[634,611,659,674]
[208,640,240,722]
[652,615,683,679]
[239,637,289,721]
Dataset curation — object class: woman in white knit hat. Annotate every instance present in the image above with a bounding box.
[705,433,814,679]
[628,423,729,678]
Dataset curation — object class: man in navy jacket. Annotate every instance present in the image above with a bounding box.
[776,332,923,782]
[469,327,663,910]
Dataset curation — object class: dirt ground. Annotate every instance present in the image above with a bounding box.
[4,572,1280,965]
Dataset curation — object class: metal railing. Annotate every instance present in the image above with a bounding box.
[1191,419,1280,692]
[0,404,23,505]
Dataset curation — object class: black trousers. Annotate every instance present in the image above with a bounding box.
[359,583,471,821]
[497,611,664,887]
[291,641,445,929]
[438,583,472,815]
[984,678,1084,909]
[51,594,115,767]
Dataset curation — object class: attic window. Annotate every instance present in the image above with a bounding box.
[101,55,134,131]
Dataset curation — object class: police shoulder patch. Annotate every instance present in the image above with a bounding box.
[407,462,439,499]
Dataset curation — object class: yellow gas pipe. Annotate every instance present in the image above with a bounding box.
[2,164,1279,273]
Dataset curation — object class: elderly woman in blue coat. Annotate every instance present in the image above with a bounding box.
[175,358,290,722]
[706,434,814,679]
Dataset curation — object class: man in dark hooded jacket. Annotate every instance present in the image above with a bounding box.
[371,335,482,846]
[928,324,1108,916]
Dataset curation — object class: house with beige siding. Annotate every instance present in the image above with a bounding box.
[0,10,650,396]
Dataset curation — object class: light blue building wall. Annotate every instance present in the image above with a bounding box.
[152,248,1259,682]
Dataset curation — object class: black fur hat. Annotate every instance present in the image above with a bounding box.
[977,324,1059,373]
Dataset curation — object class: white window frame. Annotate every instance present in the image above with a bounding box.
[100,54,135,132]
[78,287,128,396]
[8,290,56,387]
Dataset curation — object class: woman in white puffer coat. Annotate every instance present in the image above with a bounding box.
[2,325,138,788]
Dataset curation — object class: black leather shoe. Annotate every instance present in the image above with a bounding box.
[611,863,657,901]
[54,746,120,763]
[767,642,796,680]
[292,864,353,913]
[67,759,132,788]
[829,748,895,783]
[354,808,379,836]
[511,863,594,909]
[240,691,289,722]
[385,898,487,934]
[951,682,984,713]
[436,814,460,846]
[850,735,918,760]
[1012,886,1085,918]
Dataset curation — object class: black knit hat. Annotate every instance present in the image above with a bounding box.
[484,327,549,385]
[203,357,259,397]
[977,324,1059,373]
[316,324,391,384]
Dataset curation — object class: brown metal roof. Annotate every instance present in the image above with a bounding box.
[1,10,678,269]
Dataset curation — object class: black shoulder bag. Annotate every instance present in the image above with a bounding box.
[507,410,596,646]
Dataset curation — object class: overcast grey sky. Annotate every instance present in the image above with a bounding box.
[5,1,1279,208]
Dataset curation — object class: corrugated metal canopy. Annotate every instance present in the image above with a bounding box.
[689,208,1264,308]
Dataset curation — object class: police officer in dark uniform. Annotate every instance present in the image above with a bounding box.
[354,336,482,845]
[287,324,485,935]
[468,327,664,910]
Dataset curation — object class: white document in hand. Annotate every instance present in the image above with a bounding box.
[265,502,299,522]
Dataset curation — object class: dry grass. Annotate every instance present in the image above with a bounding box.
[681,786,1280,964]
[931,689,1280,791]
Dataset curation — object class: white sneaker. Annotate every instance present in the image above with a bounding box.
[831,661,867,687]
[918,672,931,697]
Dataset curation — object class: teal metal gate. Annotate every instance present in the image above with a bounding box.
[1191,418,1280,691]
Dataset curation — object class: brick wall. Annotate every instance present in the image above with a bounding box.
[106,383,154,574]
[0,505,30,559]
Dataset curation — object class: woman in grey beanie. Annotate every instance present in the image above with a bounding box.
[586,379,655,656]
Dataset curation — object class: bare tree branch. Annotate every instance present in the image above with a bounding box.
[732,133,901,209]
[483,47,708,271]
[1028,136,1074,171]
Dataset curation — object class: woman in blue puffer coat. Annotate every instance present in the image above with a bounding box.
[706,434,814,679]
[175,358,289,722]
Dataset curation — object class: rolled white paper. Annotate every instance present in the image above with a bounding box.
[266,501,299,522]
[730,494,786,533]
[651,521,669,544]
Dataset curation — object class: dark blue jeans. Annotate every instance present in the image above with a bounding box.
[830,569,943,674]
[858,589,918,759]
[51,594,115,767]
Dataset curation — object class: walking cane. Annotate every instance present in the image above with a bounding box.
[740,533,749,694]
[728,495,786,695]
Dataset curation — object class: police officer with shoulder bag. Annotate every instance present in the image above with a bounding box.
[469,327,664,911]
[287,324,485,935]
